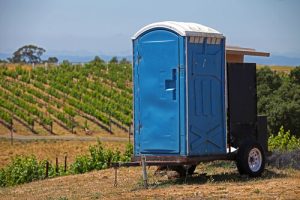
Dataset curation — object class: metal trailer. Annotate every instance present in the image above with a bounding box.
[113,21,270,185]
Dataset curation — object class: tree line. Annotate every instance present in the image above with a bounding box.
[0,45,131,65]
[257,66,300,137]
[0,45,58,64]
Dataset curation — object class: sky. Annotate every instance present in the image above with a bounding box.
[0,0,300,59]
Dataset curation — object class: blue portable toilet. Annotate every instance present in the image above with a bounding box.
[132,21,226,158]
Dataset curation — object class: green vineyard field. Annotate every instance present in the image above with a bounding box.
[0,61,132,136]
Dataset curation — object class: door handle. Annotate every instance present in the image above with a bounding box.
[165,68,177,100]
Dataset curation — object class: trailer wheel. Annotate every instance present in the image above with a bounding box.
[236,141,265,177]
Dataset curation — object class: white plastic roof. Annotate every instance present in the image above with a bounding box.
[132,21,224,39]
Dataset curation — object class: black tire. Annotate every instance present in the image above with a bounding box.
[236,141,265,177]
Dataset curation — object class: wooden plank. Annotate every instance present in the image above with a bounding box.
[226,54,244,63]
[226,49,270,57]
[226,45,270,57]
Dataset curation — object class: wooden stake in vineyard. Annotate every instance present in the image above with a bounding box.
[50,121,53,134]
[45,161,49,178]
[10,115,13,145]
[128,123,132,143]
[55,157,59,175]
[64,155,67,172]
[32,120,34,132]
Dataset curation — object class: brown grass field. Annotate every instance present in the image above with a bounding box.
[257,64,295,74]
[0,117,129,137]
[0,162,299,200]
[0,63,47,71]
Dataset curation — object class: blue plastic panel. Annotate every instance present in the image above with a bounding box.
[178,37,186,155]
[134,30,181,154]
[187,38,226,155]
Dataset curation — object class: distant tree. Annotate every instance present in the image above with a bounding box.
[257,66,300,137]
[62,60,71,66]
[266,82,300,137]
[290,66,300,85]
[91,56,104,64]
[119,58,131,65]
[8,45,46,64]
[256,66,282,90]
[109,56,118,64]
[47,57,58,64]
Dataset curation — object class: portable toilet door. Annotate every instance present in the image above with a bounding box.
[133,28,183,155]
[132,21,226,157]
[187,35,226,156]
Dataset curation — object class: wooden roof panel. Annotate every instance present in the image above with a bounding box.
[226,45,270,57]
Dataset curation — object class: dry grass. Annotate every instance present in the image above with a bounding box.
[257,64,295,74]
[0,139,127,168]
[73,115,129,138]
[0,120,32,136]
[0,63,33,71]
[0,162,299,200]
[0,117,129,137]
[0,63,57,71]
